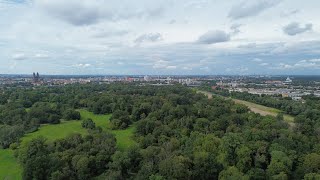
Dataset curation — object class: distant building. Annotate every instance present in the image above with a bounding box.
[230,82,238,87]
[125,77,134,82]
[265,80,283,85]
[211,86,219,90]
[33,72,40,83]
[284,77,292,84]
[282,93,289,98]
[216,80,224,86]
[144,75,151,82]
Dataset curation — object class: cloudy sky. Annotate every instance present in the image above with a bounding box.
[1,0,320,75]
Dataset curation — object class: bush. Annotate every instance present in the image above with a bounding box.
[0,125,24,149]
[63,109,81,120]
[110,110,131,129]
[48,114,61,124]
[82,118,96,129]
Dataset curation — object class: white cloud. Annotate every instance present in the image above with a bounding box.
[197,30,230,44]
[259,63,269,66]
[12,53,27,60]
[273,59,320,70]
[200,66,210,72]
[152,59,177,70]
[309,59,320,62]
[34,53,49,58]
[34,0,163,26]
[252,58,263,62]
[135,33,163,44]
[74,63,91,68]
[228,0,281,19]
[281,9,299,17]
[152,59,169,69]
[35,0,109,26]
[182,66,192,70]
[9,61,17,69]
[238,67,249,72]
[166,65,176,69]
[279,63,293,69]
[283,22,313,36]
[230,24,242,35]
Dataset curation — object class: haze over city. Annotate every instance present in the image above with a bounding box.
[1,0,320,75]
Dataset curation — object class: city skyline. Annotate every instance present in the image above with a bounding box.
[1,0,320,75]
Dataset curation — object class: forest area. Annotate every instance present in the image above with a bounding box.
[1,83,320,180]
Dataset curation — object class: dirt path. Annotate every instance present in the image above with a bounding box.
[198,90,295,126]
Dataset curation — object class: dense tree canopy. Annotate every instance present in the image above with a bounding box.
[0,83,319,179]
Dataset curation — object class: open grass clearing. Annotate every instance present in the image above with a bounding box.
[22,109,136,150]
[198,90,295,124]
[0,149,22,180]
[78,109,136,150]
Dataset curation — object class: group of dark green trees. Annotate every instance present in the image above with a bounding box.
[1,83,320,179]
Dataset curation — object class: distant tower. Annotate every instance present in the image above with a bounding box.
[33,72,40,83]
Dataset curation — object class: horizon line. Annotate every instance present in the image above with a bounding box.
[1,73,320,77]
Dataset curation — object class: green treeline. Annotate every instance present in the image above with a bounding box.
[206,87,320,136]
[1,84,320,179]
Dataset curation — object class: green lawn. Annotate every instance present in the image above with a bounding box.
[21,110,111,145]
[112,126,136,150]
[0,109,136,179]
[22,110,136,149]
[78,109,136,150]
[21,120,87,145]
[0,149,22,180]
[78,109,112,130]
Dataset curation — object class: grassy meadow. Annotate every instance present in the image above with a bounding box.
[21,109,136,149]
[21,120,87,145]
[233,99,295,123]
[78,109,136,150]
[0,149,22,180]
[0,109,136,179]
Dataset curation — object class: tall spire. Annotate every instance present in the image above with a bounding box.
[32,72,40,83]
